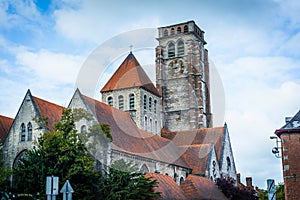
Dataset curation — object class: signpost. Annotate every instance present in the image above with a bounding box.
[60,180,74,200]
[267,179,276,200]
[46,176,59,200]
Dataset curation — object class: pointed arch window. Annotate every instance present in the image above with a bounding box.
[154,100,157,114]
[129,93,135,110]
[184,25,188,33]
[144,116,148,130]
[150,118,153,132]
[143,94,147,111]
[226,157,231,171]
[149,97,152,112]
[108,96,113,106]
[118,95,124,110]
[27,122,32,141]
[20,123,26,142]
[168,42,175,58]
[177,40,184,56]
[177,27,182,34]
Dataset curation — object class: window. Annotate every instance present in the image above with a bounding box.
[20,123,26,142]
[180,177,184,185]
[27,122,32,141]
[143,95,147,111]
[184,25,188,33]
[140,164,149,174]
[149,97,152,112]
[177,27,182,34]
[150,118,152,131]
[155,120,158,133]
[81,125,87,133]
[144,116,148,130]
[108,96,113,106]
[154,100,157,114]
[163,29,168,37]
[177,40,184,56]
[171,28,175,35]
[129,93,135,110]
[226,157,231,171]
[212,160,217,178]
[118,95,124,110]
[168,42,175,58]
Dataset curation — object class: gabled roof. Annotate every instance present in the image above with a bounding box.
[145,172,186,200]
[100,52,160,96]
[180,175,227,200]
[180,144,212,175]
[80,93,188,168]
[32,96,65,131]
[0,115,13,142]
[275,110,300,137]
[162,127,224,161]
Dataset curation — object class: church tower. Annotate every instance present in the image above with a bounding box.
[156,21,212,131]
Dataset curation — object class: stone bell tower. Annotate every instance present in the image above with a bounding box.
[155,21,212,131]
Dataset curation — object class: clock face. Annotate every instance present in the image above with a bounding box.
[168,59,184,75]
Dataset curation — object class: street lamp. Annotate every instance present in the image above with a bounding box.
[270,136,281,158]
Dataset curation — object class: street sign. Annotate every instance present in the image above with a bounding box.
[267,179,276,200]
[46,176,59,200]
[60,180,74,200]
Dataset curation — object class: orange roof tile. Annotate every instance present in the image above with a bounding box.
[180,144,211,175]
[81,94,188,168]
[145,172,186,200]
[101,52,160,96]
[180,175,227,200]
[162,127,224,161]
[0,115,13,142]
[33,96,65,131]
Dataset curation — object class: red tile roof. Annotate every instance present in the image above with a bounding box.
[162,127,224,161]
[100,52,160,96]
[180,144,211,175]
[180,175,227,200]
[33,96,65,131]
[0,115,13,142]
[81,94,188,168]
[145,172,187,200]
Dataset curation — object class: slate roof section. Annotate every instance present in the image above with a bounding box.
[162,127,224,161]
[81,93,189,168]
[180,175,227,200]
[0,115,13,142]
[145,172,187,200]
[32,96,64,131]
[100,52,160,96]
[275,110,300,137]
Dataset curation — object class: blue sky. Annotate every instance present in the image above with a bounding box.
[1,0,300,188]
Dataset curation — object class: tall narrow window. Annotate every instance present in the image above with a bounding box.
[154,100,157,114]
[163,29,168,37]
[118,95,124,110]
[143,95,147,111]
[27,122,32,141]
[144,116,148,130]
[177,40,184,56]
[177,27,182,34]
[184,25,188,33]
[129,93,135,110]
[149,97,152,112]
[171,28,175,35]
[108,96,113,106]
[20,123,26,142]
[155,120,158,133]
[168,42,175,58]
[150,118,153,132]
[226,157,231,171]
[81,125,87,133]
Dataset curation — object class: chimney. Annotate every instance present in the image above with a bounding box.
[246,177,253,188]
[236,173,241,184]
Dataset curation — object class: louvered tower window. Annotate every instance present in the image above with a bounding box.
[177,40,184,56]
[118,95,124,110]
[129,93,135,110]
[108,96,113,106]
[168,43,175,58]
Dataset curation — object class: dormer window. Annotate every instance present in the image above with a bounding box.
[20,123,26,142]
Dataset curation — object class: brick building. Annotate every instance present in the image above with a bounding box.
[275,111,300,200]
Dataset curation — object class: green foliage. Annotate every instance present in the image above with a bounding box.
[100,159,160,200]
[258,189,268,200]
[13,109,101,200]
[276,183,285,200]
[0,139,12,191]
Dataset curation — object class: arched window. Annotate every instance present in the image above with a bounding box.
[129,93,135,110]
[140,164,149,174]
[150,118,153,132]
[177,27,182,34]
[177,40,184,56]
[143,94,147,111]
[184,25,188,33]
[180,177,184,185]
[163,29,168,37]
[144,116,148,130]
[149,97,152,112]
[108,96,113,106]
[20,123,26,142]
[168,42,175,58]
[155,120,158,133]
[81,125,87,133]
[226,157,231,171]
[27,122,32,141]
[118,95,124,110]
[154,100,157,114]
[171,28,175,35]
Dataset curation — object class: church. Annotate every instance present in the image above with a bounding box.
[1,21,237,199]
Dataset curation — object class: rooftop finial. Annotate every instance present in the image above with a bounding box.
[129,44,133,53]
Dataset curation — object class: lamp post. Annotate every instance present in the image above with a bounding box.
[270,136,281,158]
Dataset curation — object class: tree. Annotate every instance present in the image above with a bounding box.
[100,159,160,200]
[276,183,284,200]
[0,139,11,191]
[216,176,258,200]
[13,109,102,200]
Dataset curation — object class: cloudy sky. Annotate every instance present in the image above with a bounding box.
[1,0,300,188]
